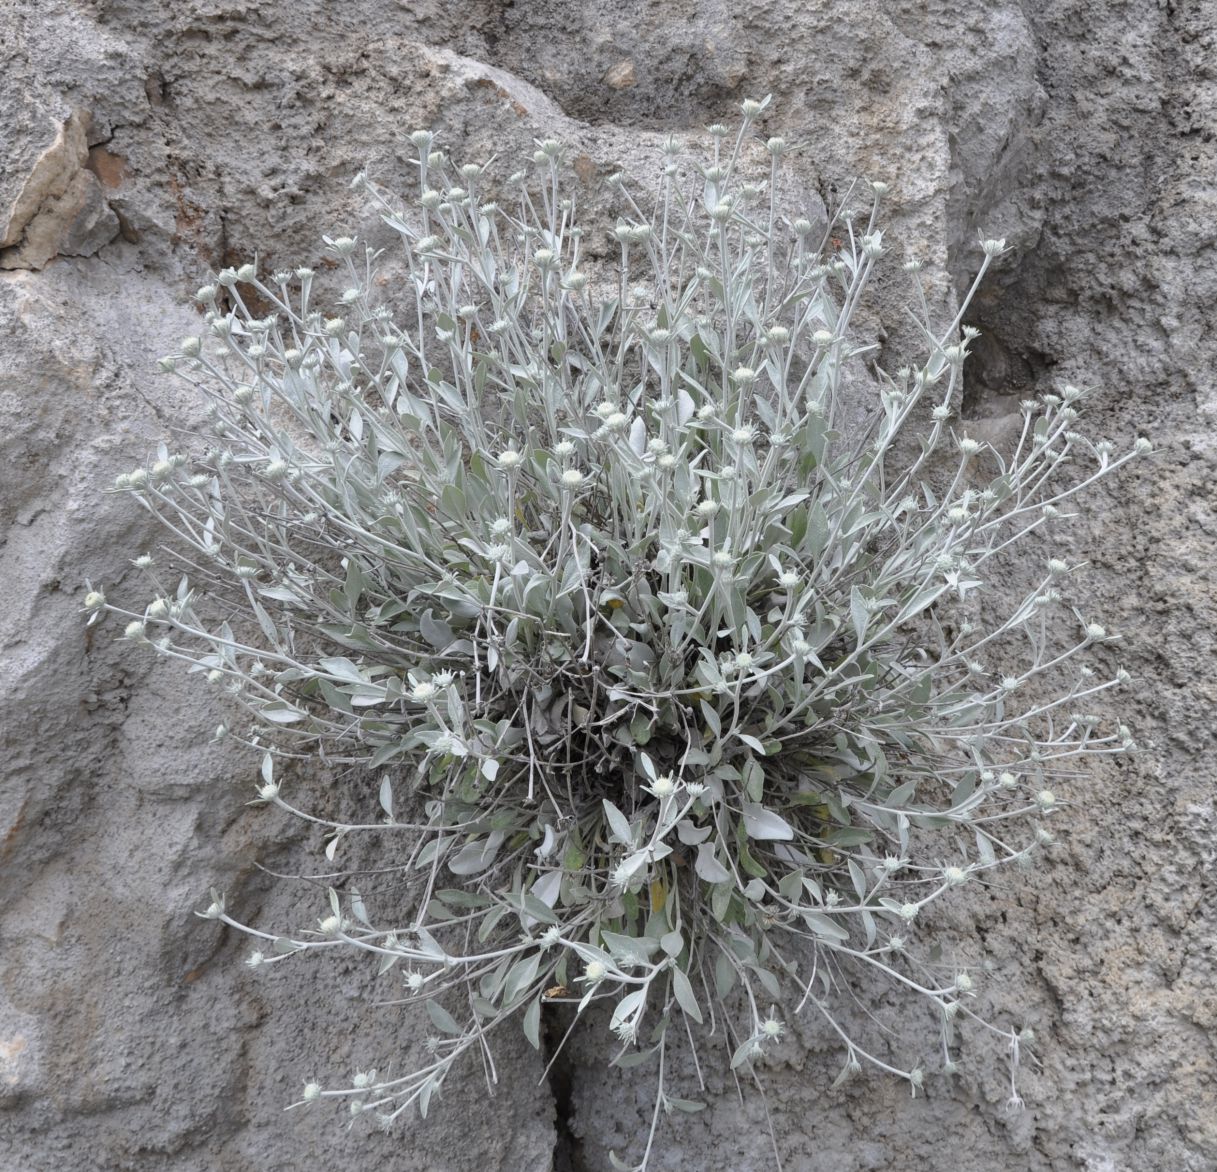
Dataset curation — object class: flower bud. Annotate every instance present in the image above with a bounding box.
[650,775,677,798]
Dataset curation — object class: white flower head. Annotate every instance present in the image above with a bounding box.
[650,774,677,799]
[760,1013,785,1039]
[611,1018,638,1044]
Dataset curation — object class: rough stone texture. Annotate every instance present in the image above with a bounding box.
[1,0,1215,1169]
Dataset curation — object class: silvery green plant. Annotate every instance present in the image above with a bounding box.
[90,97,1144,1169]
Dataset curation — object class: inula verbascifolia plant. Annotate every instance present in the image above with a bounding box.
[88,97,1144,1169]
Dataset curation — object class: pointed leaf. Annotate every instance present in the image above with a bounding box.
[672,965,702,1023]
[742,803,795,840]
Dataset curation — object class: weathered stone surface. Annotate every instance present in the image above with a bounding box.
[1,0,1215,1169]
[0,107,121,270]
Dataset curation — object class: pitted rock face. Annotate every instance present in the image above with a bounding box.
[1,1,1214,1170]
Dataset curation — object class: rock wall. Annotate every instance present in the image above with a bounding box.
[2,1,1215,1169]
